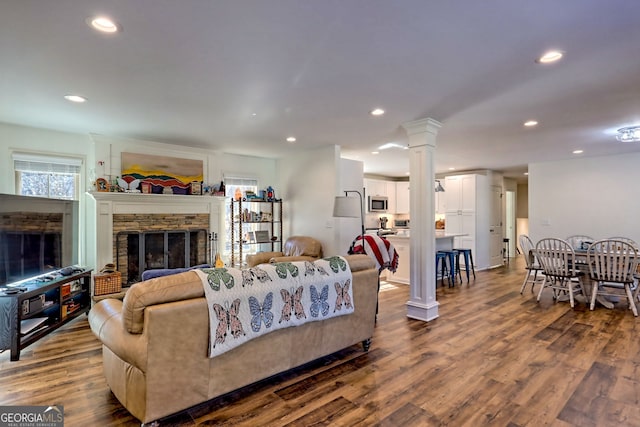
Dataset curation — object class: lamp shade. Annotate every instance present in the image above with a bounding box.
[333,196,361,218]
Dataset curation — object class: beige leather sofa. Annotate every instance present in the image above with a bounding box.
[88,254,378,424]
[245,235,323,267]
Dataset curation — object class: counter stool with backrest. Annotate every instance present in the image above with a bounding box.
[454,248,475,283]
[435,251,448,286]
[437,250,460,286]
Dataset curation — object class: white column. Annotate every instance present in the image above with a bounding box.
[402,118,442,321]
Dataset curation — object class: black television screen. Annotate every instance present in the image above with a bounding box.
[0,194,78,286]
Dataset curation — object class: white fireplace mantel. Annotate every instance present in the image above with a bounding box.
[85,192,226,273]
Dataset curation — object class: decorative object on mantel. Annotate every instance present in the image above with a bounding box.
[190,181,202,195]
[117,177,141,193]
[121,152,204,195]
[95,178,109,192]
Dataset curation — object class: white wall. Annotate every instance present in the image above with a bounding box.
[277,145,358,257]
[529,152,640,244]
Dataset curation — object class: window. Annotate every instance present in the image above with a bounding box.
[13,153,82,200]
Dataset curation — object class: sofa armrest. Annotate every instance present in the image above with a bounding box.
[246,251,284,267]
[89,299,149,371]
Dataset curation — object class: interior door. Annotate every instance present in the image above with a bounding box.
[489,185,503,267]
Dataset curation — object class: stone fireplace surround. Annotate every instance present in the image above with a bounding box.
[87,192,225,293]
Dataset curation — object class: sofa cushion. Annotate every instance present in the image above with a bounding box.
[122,271,204,333]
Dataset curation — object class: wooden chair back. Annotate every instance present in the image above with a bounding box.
[565,235,595,250]
[518,234,536,268]
[587,239,638,284]
[535,238,576,278]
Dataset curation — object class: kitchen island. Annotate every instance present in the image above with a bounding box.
[385,231,467,285]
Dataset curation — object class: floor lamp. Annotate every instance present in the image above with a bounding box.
[333,190,365,252]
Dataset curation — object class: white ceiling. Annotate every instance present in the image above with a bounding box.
[2,1,640,182]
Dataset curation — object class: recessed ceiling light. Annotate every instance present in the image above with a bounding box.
[64,95,87,103]
[405,172,410,175]
[573,150,583,154]
[524,120,538,127]
[286,136,296,143]
[448,167,456,171]
[536,50,564,64]
[524,172,529,176]
[371,151,379,155]
[370,108,385,116]
[87,16,120,33]
[251,113,257,117]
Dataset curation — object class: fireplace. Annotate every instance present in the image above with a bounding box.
[87,192,224,291]
[116,229,208,284]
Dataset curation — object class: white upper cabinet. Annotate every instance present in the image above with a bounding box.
[364,178,396,213]
[364,178,386,196]
[395,181,410,214]
[445,174,477,213]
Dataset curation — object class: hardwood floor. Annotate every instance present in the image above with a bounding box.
[3,257,640,426]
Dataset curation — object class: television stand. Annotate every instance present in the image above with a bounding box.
[0,268,92,361]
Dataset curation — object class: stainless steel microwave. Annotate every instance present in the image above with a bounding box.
[368,196,388,212]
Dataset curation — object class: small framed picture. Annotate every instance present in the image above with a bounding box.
[96,178,109,192]
[251,230,271,243]
[141,182,151,194]
[260,212,272,222]
[190,181,202,195]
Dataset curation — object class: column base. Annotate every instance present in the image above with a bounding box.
[406,300,439,322]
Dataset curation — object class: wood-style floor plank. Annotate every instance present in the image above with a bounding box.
[3,257,640,426]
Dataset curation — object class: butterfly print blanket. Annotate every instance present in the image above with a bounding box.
[195,256,354,358]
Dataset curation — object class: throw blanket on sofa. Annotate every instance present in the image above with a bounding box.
[351,235,399,273]
[195,256,354,358]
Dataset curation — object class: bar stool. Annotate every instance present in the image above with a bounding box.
[435,251,448,286]
[503,238,510,264]
[437,250,459,286]
[454,248,476,282]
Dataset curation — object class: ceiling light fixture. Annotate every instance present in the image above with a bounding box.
[572,150,584,154]
[370,108,385,116]
[536,50,564,64]
[64,95,87,103]
[371,151,379,155]
[616,126,640,142]
[88,16,120,33]
[524,120,538,127]
[286,136,296,143]
[378,142,406,150]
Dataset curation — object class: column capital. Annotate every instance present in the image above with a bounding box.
[401,117,442,137]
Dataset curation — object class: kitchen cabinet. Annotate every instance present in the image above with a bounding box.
[444,174,492,270]
[395,181,410,214]
[364,178,396,213]
[385,236,409,284]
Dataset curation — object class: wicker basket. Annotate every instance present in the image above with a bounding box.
[94,271,122,296]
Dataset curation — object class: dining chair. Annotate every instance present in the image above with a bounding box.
[518,234,544,294]
[535,238,582,307]
[565,235,595,250]
[587,239,639,316]
[606,236,639,249]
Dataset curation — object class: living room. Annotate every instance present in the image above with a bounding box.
[3,1,640,425]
